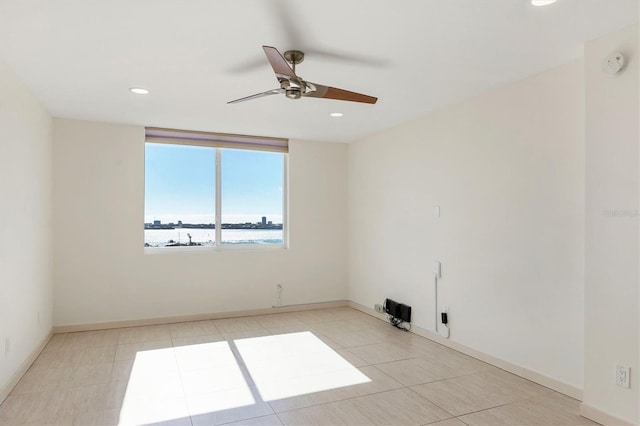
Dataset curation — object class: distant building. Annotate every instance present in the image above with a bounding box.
[146,219,175,230]
[262,216,267,225]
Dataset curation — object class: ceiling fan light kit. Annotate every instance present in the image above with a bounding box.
[228,46,377,105]
[531,0,557,6]
[129,87,149,95]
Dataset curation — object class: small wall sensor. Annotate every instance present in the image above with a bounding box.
[433,261,441,278]
[602,53,625,76]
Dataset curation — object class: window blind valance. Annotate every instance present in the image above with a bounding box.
[145,127,288,153]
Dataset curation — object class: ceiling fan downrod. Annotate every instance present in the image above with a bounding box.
[283,50,305,73]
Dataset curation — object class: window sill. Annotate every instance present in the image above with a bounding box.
[144,243,287,254]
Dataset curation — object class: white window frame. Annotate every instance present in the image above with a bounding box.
[144,128,289,253]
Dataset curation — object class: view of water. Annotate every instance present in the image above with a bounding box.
[144,228,283,247]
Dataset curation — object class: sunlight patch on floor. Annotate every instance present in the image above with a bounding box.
[118,332,368,425]
[234,331,371,401]
[119,341,254,425]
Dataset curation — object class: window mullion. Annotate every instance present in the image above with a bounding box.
[215,148,222,246]
[282,154,288,247]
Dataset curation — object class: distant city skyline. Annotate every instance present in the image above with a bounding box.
[143,214,284,226]
[145,215,282,231]
[144,216,282,225]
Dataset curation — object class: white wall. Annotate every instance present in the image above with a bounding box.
[0,60,53,395]
[583,24,639,425]
[53,119,348,326]
[348,59,585,391]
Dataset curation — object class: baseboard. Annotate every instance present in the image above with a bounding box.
[348,301,584,401]
[0,329,52,405]
[53,300,349,333]
[580,403,633,426]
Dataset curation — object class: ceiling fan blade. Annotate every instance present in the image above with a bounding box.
[263,46,297,79]
[304,82,377,104]
[269,1,388,68]
[305,48,390,68]
[227,57,271,74]
[227,88,282,104]
[272,0,305,48]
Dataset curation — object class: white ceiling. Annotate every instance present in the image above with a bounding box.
[0,0,637,142]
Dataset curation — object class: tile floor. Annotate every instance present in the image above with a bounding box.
[0,307,596,426]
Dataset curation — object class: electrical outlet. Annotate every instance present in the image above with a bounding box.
[374,304,384,313]
[440,307,449,325]
[274,284,283,307]
[4,337,10,357]
[439,307,450,338]
[616,364,630,388]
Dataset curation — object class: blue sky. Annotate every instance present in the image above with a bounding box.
[144,143,283,224]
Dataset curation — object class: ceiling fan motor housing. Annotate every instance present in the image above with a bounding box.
[283,79,305,100]
[286,88,302,99]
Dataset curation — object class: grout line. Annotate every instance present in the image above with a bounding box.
[451,392,552,420]
[409,378,557,421]
[270,386,407,415]
[169,331,193,426]
[408,368,499,387]
[454,415,472,426]
[272,336,552,416]
[405,385,457,418]
[274,411,286,425]
[269,363,416,414]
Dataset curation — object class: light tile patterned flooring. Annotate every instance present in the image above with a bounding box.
[0,307,596,426]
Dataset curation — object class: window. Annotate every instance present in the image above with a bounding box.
[144,128,288,249]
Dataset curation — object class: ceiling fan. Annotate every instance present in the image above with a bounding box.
[228,46,377,105]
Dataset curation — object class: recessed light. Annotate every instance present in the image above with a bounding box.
[330,112,344,117]
[129,87,150,95]
[531,0,557,6]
